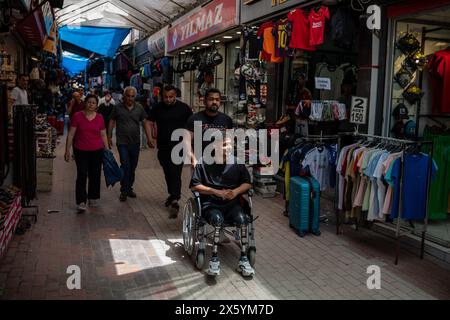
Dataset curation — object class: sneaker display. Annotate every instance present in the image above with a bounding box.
[128,190,137,198]
[207,257,221,276]
[88,199,98,207]
[119,193,127,202]
[237,257,255,277]
[77,203,87,213]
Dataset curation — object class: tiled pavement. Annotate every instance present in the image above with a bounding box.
[0,141,450,300]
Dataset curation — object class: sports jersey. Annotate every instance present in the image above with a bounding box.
[302,146,332,191]
[257,22,283,63]
[273,18,292,58]
[287,9,316,51]
[309,6,330,46]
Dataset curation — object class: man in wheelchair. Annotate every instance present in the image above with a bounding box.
[189,137,255,277]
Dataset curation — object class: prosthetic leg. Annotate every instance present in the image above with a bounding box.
[237,224,255,277]
[207,226,221,276]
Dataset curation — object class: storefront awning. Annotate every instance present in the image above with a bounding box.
[62,51,89,75]
[59,25,131,57]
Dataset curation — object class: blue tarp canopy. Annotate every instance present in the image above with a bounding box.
[59,26,130,57]
[62,51,89,76]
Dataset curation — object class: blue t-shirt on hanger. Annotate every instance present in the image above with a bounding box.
[387,153,437,220]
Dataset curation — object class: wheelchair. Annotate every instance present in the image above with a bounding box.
[182,189,257,271]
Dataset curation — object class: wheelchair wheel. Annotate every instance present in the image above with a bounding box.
[183,198,196,256]
[247,247,256,267]
[195,250,205,270]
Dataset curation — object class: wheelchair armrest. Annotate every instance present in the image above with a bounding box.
[247,189,254,197]
[192,190,201,199]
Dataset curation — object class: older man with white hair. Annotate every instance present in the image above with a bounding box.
[108,86,153,202]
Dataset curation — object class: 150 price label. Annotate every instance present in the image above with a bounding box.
[350,96,368,125]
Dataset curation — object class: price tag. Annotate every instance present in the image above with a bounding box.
[315,77,331,90]
[350,96,368,125]
[143,83,151,90]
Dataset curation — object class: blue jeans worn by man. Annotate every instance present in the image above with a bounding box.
[117,143,140,197]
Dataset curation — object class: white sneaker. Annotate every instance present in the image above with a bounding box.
[207,258,220,276]
[77,203,87,212]
[88,199,98,207]
[237,257,255,277]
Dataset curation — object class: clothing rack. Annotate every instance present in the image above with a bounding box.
[337,131,433,265]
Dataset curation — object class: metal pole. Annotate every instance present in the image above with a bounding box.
[421,141,433,259]
[395,149,405,266]
[336,135,341,235]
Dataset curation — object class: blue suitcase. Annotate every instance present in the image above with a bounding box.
[288,176,321,237]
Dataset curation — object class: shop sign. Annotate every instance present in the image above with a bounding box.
[147,26,168,58]
[168,0,238,52]
[315,77,331,90]
[350,96,368,125]
[41,0,54,36]
[241,0,307,24]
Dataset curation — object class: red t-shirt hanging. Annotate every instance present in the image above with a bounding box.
[288,9,316,51]
[309,6,330,46]
[257,22,274,62]
[428,48,450,113]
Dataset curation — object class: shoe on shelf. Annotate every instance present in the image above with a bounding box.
[88,199,98,207]
[237,256,255,277]
[207,257,221,276]
[77,203,87,213]
[128,190,137,198]
[119,193,127,202]
[169,201,180,219]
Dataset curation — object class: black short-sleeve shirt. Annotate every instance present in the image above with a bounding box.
[186,111,233,151]
[149,100,193,150]
[190,161,251,205]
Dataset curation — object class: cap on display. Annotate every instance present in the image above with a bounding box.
[392,103,409,120]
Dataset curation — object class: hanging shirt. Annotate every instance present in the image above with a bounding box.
[428,48,450,113]
[386,154,437,220]
[257,22,283,63]
[373,152,390,219]
[302,146,332,191]
[309,6,330,46]
[273,18,292,58]
[287,9,316,51]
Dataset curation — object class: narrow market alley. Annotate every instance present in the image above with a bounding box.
[1,141,449,300]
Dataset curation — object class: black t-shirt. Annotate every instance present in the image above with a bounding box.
[149,100,193,150]
[186,111,233,151]
[190,161,251,205]
[186,111,233,133]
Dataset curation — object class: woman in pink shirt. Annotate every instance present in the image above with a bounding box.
[64,94,110,212]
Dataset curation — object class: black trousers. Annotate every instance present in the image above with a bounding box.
[157,148,183,201]
[202,199,248,227]
[73,148,103,205]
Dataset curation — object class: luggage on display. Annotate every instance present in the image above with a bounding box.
[288,176,321,237]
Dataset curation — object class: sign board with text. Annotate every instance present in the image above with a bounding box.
[350,96,368,125]
[147,26,168,58]
[315,77,331,90]
[168,0,238,52]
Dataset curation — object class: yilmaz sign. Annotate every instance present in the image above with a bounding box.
[168,0,238,52]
